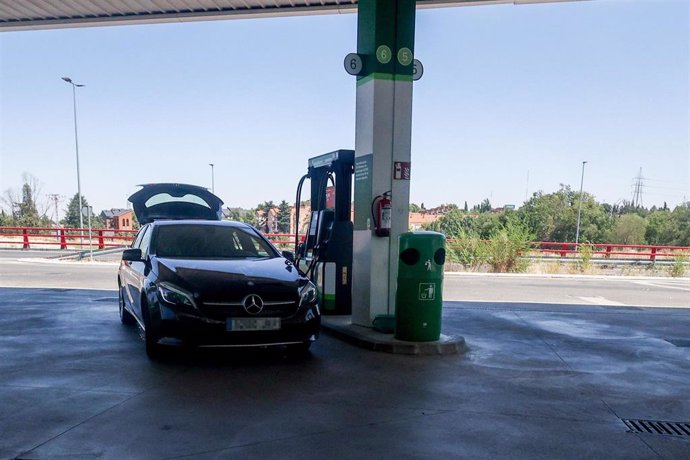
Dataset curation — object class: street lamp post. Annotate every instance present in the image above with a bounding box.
[575,161,588,245]
[82,205,94,262]
[62,76,85,246]
[209,163,215,193]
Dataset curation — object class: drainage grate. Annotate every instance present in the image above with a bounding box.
[623,419,690,437]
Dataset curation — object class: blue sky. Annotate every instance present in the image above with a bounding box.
[1,0,688,216]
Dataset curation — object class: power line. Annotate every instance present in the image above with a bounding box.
[631,167,644,208]
[47,194,64,225]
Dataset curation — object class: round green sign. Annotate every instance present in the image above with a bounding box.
[397,47,413,66]
[376,45,392,64]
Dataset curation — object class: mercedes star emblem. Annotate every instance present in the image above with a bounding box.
[242,294,264,315]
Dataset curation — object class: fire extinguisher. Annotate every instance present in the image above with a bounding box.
[371,191,392,237]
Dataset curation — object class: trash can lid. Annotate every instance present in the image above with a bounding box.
[399,231,446,245]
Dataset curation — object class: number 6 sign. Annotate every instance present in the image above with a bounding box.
[344,53,363,76]
[412,59,424,81]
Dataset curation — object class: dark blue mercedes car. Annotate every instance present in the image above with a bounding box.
[118,184,320,359]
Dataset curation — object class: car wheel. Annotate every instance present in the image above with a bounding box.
[119,286,135,326]
[141,300,163,360]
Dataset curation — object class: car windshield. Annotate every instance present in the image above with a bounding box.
[155,225,277,259]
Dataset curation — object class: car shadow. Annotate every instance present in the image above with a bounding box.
[150,343,316,368]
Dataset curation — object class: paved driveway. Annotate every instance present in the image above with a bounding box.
[1,284,689,459]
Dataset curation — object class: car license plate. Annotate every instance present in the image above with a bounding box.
[227,317,280,331]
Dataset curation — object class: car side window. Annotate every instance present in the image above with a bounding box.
[236,229,271,257]
[131,225,149,249]
[139,225,153,258]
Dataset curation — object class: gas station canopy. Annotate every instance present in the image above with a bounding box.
[0,0,574,31]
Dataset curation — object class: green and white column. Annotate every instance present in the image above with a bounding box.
[352,0,416,326]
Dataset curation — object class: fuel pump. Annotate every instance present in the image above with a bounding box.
[294,150,354,315]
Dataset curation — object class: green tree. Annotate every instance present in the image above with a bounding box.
[0,210,12,226]
[669,202,690,246]
[425,207,515,240]
[90,215,105,229]
[276,200,292,233]
[645,209,674,245]
[609,214,648,245]
[409,203,421,212]
[63,194,90,228]
[575,196,612,243]
[425,208,473,238]
[473,198,492,213]
[2,174,51,227]
[472,212,504,239]
[518,185,610,242]
[242,208,259,227]
[16,182,40,227]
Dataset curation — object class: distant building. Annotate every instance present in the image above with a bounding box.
[423,204,456,215]
[289,203,312,235]
[254,203,312,235]
[100,208,134,230]
[408,211,442,231]
[254,202,451,233]
[407,205,453,230]
[222,207,252,221]
[256,207,280,234]
[491,205,515,213]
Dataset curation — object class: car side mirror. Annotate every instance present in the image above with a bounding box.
[122,248,143,262]
[281,250,295,263]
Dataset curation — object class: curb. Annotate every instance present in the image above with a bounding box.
[321,315,468,356]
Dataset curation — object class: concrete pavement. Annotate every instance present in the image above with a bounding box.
[1,257,689,458]
[444,272,689,308]
[0,287,689,457]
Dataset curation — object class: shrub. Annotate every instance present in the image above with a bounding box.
[670,252,688,278]
[448,230,487,271]
[485,223,533,273]
[578,243,594,273]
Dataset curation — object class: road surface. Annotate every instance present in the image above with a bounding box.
[0,256,687,308]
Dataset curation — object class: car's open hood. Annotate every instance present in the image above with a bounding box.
[128,183,224,224]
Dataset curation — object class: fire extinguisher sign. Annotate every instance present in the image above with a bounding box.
[393,162,411,181]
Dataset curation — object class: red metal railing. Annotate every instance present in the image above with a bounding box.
[529,241,690,261]
[0,226,137,250]
[265,233,301,249]
[446,240,690,261]
[0,227,299,251]
[1,227,687,261]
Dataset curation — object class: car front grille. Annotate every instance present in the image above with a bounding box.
[200,299,299,319]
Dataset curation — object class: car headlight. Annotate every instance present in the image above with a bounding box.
[157,282,197,309]
[299,282,317,307]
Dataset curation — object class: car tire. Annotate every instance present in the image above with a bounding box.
[119,286,135,326]
[141,299,163,360]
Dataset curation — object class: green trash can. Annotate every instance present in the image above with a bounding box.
[395,231,446,342]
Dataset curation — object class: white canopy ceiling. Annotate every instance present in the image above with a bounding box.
[0,0,579,31]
